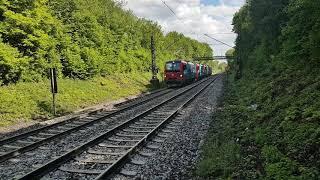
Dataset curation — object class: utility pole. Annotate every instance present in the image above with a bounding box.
[150,35,160,87]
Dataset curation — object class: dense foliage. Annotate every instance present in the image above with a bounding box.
[197,0,319,179]
[233,0,320,75]
[0,0,213,85]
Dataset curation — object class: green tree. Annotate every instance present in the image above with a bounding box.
[0,0,213,84]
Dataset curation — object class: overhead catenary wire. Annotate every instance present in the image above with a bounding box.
[161,1,233,46]
[161,0,195,50]
[160,0,197,35]
[161,0,183,21]
[204,34,233,48]
[160,0,234,53]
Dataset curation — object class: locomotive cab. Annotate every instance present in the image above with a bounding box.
[164,60,185,87]
[164,60,193,87]
[164,60,211,87]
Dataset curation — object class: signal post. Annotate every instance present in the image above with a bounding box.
[150,35,160,87]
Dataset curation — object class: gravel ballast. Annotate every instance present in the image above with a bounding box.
[0,87,170,137]
[0,79,210,179]
[0,76,224,179]
[115,75,225,179]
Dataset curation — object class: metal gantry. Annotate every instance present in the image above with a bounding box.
[193,56,234,61]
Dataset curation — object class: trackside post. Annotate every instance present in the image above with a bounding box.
[150,35,160,87]
[50,68,58,116]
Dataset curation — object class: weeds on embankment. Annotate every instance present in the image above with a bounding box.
[0,73,156,127]
[196,71,320,179]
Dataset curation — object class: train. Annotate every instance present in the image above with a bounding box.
[164,60,212,87]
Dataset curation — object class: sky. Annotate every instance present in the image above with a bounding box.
[122,0,245,56]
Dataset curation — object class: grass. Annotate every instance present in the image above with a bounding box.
[195,70,320,179]
[0,72,156,127]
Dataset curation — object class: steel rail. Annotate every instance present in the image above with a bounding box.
[0,88,169,145]
[96,76,218,179]
[114,87,169,108]
[0,88,173,162]
[17,77,216,180]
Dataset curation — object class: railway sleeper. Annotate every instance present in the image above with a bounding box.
[116,133,146,138]
[27,136,46,141]
[2,145,22,149]
[56,126,73,130]
[37,132,56,137]
[166,107,182,111]
[108,137,140,142]
[16,140,35,144]
[98,144,132,149]
[122,129,150,133]
[11,80,215,178]
[133,123,158,127]
[147,115,167,118]
[71,121,87,125]
[142,119,163,122]
[144,116,164,119]
[136,122,161,125]
[97,122,111,126]
[47,129,64,134]
[59,167,103,175]
[64,123,81,128]
[148,111,167,115]
[87,150,126,156]
[129,125,155,129]
[139,119,162,123]
[134,121,159,125]
[74,157,116,164]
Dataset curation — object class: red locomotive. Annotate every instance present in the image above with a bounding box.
[164,60,212,87]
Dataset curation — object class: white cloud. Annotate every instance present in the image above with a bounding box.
[123,0,244,55]
[220,0,244,7]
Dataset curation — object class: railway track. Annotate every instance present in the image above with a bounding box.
[0,88,173,163]
[15,76,218,179]
[114,87,169,108]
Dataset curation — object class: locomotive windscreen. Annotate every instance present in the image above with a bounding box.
[166,62,180,72]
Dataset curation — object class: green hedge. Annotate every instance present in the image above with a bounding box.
[0,0,213,85]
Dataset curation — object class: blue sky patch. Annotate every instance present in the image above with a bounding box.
[201,0,220,6]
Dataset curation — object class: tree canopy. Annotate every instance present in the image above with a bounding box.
[233,0,320,76]
[230,0,320,178]
[0,0,213,85]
